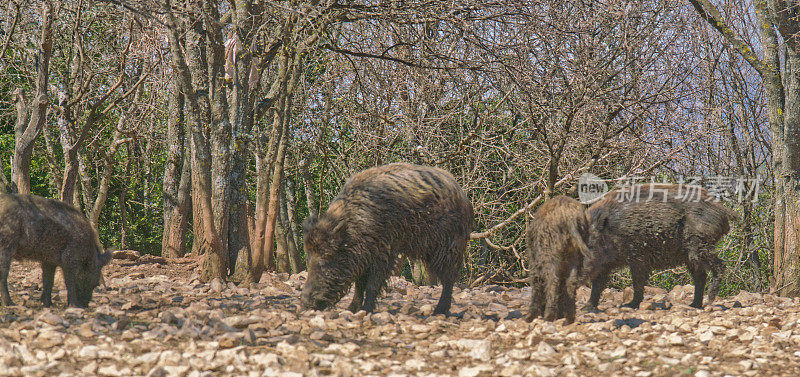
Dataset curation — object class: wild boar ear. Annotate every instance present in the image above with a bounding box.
[588,208,608,230]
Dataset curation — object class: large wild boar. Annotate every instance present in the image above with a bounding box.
[584,184,737,310]
[300,163,473,315]
[0,194,112,307]
[526,196,590,324]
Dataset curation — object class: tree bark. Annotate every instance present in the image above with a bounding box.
[775,46,800,295]
[163,0,224,281]
[162,83,189,258]
[244,105,289,283]
[119,183,129,249]
[283,180,303,273]
[224,0,259,277]
[12,1,55,195]
[690,0,800,296]
[263,121,289,275]
[201,2,233,280]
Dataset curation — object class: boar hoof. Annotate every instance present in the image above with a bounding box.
[433,303,451,316]
[581,304,600,313]
[621,302,640,309]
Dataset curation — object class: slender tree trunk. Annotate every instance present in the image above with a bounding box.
[245,109,288,283]
[12,1,55,195]
[163,84,188,258]
[0,159,10,193]
[275,199,291,273]
[283,180,302,272]
[276,186,301,273]
[205,10,233,280]
[225,0,257,278]
[191,176,206,256]
[775,47,800,295]
[119,187,129,249]
[691,0,800,296]
[263,101,291,276]
[163,0,224,281]
[227,145,251,275]
[752,3,789,293]
[184,9,210,258]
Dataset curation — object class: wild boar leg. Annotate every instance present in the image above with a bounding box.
[542,268,560,321]
[433,273,455,315]
[689,264,707,308]
[706,256,725,304]
[347,274,367,312]
[41,262,57,307]
[361,268,388,313]
[559,265,580,324]
[526,271,545,321]
[585,273,609,311]
[0,254,13,306]
[622,265,649,309]
[63,268,80,307]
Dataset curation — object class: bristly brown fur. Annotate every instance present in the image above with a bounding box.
[584,184,737,310]
[300,163,473,315]
[525,196,589,324]
[0,194,112,308]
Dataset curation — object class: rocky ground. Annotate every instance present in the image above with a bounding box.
[0,255,799,377]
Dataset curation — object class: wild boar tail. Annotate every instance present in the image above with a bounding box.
[569,222,592,260]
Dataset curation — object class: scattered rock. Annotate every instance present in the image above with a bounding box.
[209,278,224,294]
[0,260,798,376]
[112,249,141,260]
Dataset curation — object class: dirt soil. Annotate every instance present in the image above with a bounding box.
[0,256,799,377]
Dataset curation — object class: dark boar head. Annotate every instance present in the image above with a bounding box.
[300,212,357,311]
[73,248,113,307]
[584,202,618,275]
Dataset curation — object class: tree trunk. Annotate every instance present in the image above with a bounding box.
[276,187,301,273]
[206,13,233,280]
[163,0,224,281]
[119,186,129,249]
[275,202,291,273]
[0,161,10,193]
[163,85,189,258]
[225,1,258,278]
[775,47,800,295]
[11,1,55,195]
[242,113,284,282]
[263,102,291,276]
[690,0,800,296]
[245,109,288,283]
[183,8,211,258]
[283,180,303,273]
[227,145,251,275]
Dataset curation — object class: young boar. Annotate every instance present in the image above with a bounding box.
[300,163,473,315]
[584,184,737,310]
[0,194,112,307]
[526,196,590,324]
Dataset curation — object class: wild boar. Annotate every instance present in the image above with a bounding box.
[526,196,590,324]
[0,194,112,307]
[300,163,473,315]
[584,184,737,310]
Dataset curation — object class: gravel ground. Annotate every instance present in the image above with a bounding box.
[0,255,799,377]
